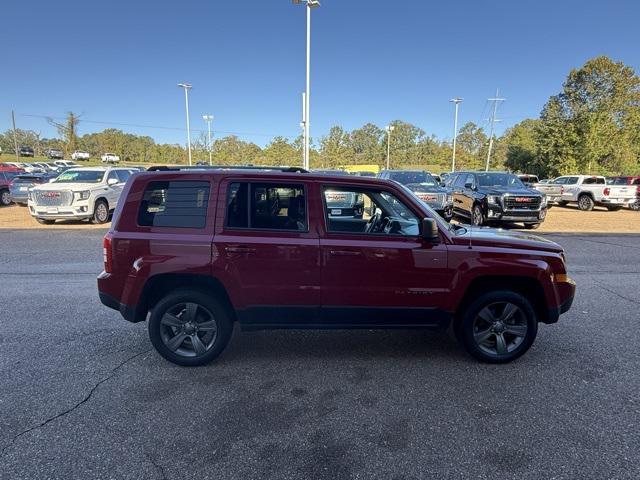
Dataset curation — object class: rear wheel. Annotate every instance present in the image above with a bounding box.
[578,194,594,211]
[0,189,11,206]
[92,199,109,224]
[456,290,538,363]
[471,204,484,226]
[630,201,640,211]
[148,289,233,366]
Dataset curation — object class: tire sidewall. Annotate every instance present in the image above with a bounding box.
[578,195,594,211]
[472,204,483,226]
[0,189,11,206]
[92,200,109,224]
[148,289,233,367]
[458,290,538,363]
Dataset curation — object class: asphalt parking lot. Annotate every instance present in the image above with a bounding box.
[1,229,639,479]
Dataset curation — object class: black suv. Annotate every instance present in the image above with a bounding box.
[19,146,35,157]
[378,170,453,220]
[447,171,547,229]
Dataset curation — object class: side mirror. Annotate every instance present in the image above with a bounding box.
[421,217,439,243]
[464,182,474,190]
[107,178,119,186]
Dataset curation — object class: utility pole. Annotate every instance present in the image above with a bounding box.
[449,98,463,172]
[202,115,214,166]
[177,83,193,166]
[11,110,19,162]
[385,125,395,170]
[485,88,505,171]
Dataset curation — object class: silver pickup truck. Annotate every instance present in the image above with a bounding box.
[541,175,636,211]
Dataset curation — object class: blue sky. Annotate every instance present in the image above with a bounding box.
[2,0,639,147]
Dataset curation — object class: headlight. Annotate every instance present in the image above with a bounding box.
[487,195,500,204]
[74,190,91,201]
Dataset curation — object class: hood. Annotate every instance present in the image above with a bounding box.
[32,182,101,191]
[451,226,563,253]
[407,183,447,194]
[481,186,541,196]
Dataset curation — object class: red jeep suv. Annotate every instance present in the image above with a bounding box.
[98,167,575,365]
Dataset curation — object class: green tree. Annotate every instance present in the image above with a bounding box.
[319,126,352,168]
[503,119,540,174]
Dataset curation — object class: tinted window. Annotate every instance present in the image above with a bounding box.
[583,177,605,185]
[138,181,210,228]
[226,182,307,231]
[565,177,579,185]
[388,171,429,185]
[116,170,131,183]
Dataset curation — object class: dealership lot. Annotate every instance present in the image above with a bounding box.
[0,228,639,479]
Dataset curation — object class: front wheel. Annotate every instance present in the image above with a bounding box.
[456,290,538,363]
[92,199,110,224]
[630,201,640,211]
[148,289,233,366]
[471,204,484,226]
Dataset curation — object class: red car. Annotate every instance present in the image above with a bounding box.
[98,168,575,365]
[607,176,640,211]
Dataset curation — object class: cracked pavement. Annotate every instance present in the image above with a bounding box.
[0,228,639,479]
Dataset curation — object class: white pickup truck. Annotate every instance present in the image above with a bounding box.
[550,175,636,211]
[28,167,135,224]
[101,153,120,163]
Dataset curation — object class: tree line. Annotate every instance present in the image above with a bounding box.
[2,56,638,177]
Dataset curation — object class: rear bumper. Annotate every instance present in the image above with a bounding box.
[99,291,140,323]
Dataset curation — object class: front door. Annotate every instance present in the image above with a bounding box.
[319,185,452,328]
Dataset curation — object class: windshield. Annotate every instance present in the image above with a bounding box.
[405,176,439,189]
[53,170,104,183]
[389,171,429,185]
[477,173,525,188]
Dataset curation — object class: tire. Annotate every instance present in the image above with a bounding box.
[577,194,594,211]
[630,201,640,211]
[524,223,540,230]
[0,189,11,206]
[148,289,233,366]
[35,217,55,225]
[456,290,538,363]
[606,206,622,212]
[91,199,110,224]
[471,204,484,226]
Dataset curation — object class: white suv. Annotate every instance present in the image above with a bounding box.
[28,167,135,224]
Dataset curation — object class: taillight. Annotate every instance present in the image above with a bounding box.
[603,188,610,196]
[103,233,113,273]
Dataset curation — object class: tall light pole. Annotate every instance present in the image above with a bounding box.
[293,0,320,170]
[202,114,214,166]
[385,125,395,170]
[177,83,193,166]
[449,98,463,172]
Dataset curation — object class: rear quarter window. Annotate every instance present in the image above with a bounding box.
[138,180,210,228]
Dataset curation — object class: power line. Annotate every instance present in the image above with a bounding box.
[485,88,505,171]
[18,113,299,139]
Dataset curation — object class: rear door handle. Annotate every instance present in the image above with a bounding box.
[329,250,361,256]
[225,246,256,254]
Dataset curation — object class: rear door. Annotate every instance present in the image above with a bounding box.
[213,179,321,327]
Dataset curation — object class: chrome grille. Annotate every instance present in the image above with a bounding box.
[34,190,73,207]
[503,195,541,210]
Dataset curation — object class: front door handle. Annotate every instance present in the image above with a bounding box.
[329,250,361,256]
[225,246,256,254]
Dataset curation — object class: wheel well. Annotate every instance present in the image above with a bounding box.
[456,275,548,324]
[95,197,109,209]
[138,273,236,322]
[578,192,594,200]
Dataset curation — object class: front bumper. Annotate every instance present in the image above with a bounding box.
[28,200,92,219]
[486,205,547,223]
[546,277,576,324]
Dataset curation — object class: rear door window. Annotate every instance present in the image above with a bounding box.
[226,182,307,231]
[138,180,210,228]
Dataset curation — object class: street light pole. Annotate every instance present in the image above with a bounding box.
[177,83,193,166]
[385,125,395,170]
[293,0,320,170]
[202,115,214,166]
[449,98,463,172]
